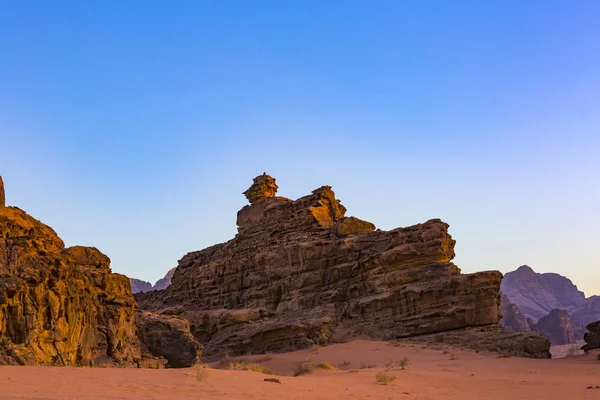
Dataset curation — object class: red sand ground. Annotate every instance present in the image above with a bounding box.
[1,340,599,399]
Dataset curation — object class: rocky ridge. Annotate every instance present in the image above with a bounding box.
[500,266,600,343]
[130,267,176,294]
[137,174,550,360]
[0,176,200,367]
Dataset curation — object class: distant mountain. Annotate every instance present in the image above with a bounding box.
[129,267,176,294]
[500,265,599,344]
[501,265,585,322]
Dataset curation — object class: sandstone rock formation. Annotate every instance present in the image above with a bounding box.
[571,296,600,339]
[0,179,200,367]
[136,174,532,361]
[582,321,600,352]
[129,267,176,294]
[499,294,533,333]
[135,310,201,368]
[534,309,575,345]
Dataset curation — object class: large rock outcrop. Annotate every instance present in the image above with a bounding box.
[135,310,201,368]
[137,174,510,361]
[499,294,533,333]
[0,177,200,367]
[582,321,600,352]
[533,309,575,345]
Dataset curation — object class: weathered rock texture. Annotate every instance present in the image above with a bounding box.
[501,265,600,342]
[0,183,200,367]
[129,268,176,294]
[0,206,144,366]
[135,310,201,368]
[534,309,575,345]
[137,174,511,361]
[499,294,533,333]
[582,321,600,352]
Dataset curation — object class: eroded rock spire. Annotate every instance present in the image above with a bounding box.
[243,173,278,203]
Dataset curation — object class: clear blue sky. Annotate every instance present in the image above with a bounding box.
[1,1,599,295]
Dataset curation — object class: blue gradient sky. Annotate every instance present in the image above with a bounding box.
[1,1,599,294]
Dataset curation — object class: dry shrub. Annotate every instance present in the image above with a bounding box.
[316,362,337,370]
[293,361,314,376]
[230,361,274,374]
[376,372,396,385]
[449,353,459,360]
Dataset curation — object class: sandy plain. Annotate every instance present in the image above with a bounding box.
[1,339,599,400]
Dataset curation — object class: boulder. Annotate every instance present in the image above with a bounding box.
[533,309,575,345]
[137,174,506,361]
[135,310,201,368]
[582,321,600,352]
[499,294,533,333]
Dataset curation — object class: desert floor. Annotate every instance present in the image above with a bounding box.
[1,340,599,400]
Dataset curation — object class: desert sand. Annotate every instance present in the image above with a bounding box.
[1,340,599,400]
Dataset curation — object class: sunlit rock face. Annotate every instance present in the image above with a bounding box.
[137,174,505,361]
[0,178,199,367]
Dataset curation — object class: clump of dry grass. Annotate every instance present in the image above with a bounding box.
[315,361,338,371]
[293,361,314,376]
[262,352,273,361]
[340,360,351,367]
[376,372,396,385]
[399,357,409,370]
[449,353,460,360]
[193,364,210,383]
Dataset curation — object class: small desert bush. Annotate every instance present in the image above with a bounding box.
[262,352,273,362]
[193,364,210,383]
[316,362,337,370]
[442,350,450,355]
[434,334,445,343]
[449,353,459,360]
[340,360,351,367]
[376,372,396,385]
[596,353,600,361]
[399,357,409,370]
[293,361,314,376]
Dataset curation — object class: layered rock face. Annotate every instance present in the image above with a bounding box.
[582,321,600,352]
[137,174,506,360]
[499,294,533,333]
[0,177,200,367]
[534,309,575,345]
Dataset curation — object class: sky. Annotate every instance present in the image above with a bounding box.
[1,1,599,295]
